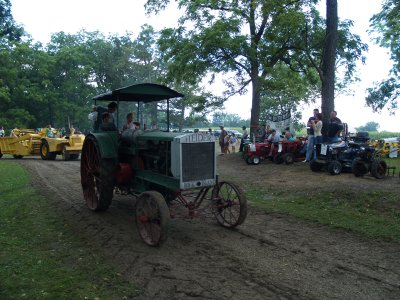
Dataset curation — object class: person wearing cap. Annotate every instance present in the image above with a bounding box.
[93,102,117,132]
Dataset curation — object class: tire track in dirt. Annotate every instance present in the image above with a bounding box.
[16,157,400,299]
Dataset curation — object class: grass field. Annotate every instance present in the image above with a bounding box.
[0,161,139,299]
[384,157,400,171]
[243,152,400,242]
[248,186,400,242]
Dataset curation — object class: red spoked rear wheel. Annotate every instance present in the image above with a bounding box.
[80,135,115,211]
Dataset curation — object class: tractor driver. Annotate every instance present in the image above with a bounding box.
[266,129,281,157]
[99,112,117,132]
[94,102,117,131]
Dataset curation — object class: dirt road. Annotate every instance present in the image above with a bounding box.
[18,156,400,299]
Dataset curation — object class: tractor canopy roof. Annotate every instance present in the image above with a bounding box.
[93,83,184,103]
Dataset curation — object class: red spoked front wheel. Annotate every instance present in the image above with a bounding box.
[80,135,115,211]
[211,181,247,228]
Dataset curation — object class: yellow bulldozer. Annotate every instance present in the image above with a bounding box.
[0,127,85,160]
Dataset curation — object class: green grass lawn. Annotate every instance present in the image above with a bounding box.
[247,182,400,242]
[384,157,400,173]
[0,161,140,299]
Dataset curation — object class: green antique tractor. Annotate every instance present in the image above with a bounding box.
[80,83,247,246]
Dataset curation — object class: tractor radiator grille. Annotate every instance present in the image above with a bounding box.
[181,142,215,182]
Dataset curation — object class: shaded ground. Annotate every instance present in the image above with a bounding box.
[13,155,400,299]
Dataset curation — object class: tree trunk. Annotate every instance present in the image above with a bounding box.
[321,0,338,137]
[250,71,262,137]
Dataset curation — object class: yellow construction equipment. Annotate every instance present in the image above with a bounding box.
[0,128,85,160]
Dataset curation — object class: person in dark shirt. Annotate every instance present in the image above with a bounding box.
[94,102,117,131]
[239,125,248,152]
[327,111,343,143]
[99,112,117,132]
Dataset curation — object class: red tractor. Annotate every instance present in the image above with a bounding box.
[244,138,306,165]
[243,142,271,165]
[272,139,307,165]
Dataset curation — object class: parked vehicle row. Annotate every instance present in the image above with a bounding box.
[243,131,388,179]
[243,138,306,165]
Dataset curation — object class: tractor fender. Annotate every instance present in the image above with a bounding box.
[88,132,119,159]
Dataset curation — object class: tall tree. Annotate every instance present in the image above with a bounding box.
[320,0,338,129]
[367,0,400,113]
[302,1,367,131]
[146,0,322,133]
[146,0,365,134]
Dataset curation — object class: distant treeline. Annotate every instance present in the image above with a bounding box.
[368,132,400,140]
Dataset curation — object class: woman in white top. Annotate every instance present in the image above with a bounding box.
[122,112,136,131]
[312,113,323,144]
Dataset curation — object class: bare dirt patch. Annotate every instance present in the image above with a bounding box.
[14,155,400,299]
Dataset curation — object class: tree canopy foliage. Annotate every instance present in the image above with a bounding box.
[0,0,23,41]
[0,0,368,133]
[145,0,366,132]
[0,9,218,132]
[355,121,380,132]
[367,0,400,113]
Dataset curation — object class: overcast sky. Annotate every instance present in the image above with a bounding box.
[11,0,399,132]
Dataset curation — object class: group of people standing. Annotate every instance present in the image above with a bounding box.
[218,125,239,155]
[304,108,343,162]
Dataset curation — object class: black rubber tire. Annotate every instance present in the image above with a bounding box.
[328,160,342,175]
[351,158,368,177]
[252,155,260,165]
[246,156,253,165]
[0,150,2,159]
[80,135,116,211]
[211,181,247,228]
[283,153,295,165]
[135,191,170,247]
[70,154,80,160]
[13,155,24,159]
[273,153,283,164]
[40,140,57,160]
[371,159,387,179]
[310,159,322,172]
